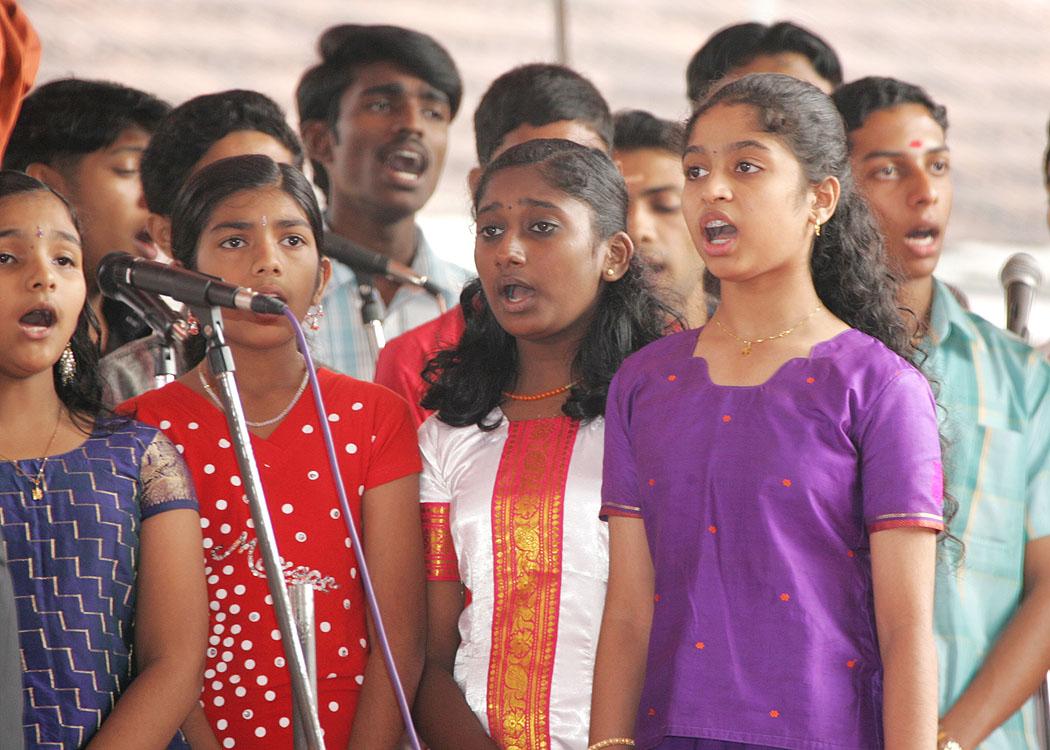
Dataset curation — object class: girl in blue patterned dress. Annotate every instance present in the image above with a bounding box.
[0,171,208,749]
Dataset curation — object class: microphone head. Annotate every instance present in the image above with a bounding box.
[1000,252,1043,289]
[96,251,137,298]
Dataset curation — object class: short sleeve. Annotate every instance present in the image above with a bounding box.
[600,368,642,520]
[139,430,199,521]
[418,418,459,582]
[857,368,944,534]
[1024,353,1050,541]
[363,388,423,490]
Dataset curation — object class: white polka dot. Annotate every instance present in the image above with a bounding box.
[229,604,240,615]
[301,424,314,434]
[207,647,217,658]
[215,588,228,600]
[295,532,307,542]
[203,463,216,474]
[231,623,241,634]
[188,421,200,430]
[279,717,291,728]
[176,444,184,454]
[204,669,215,679]
[215,661,228,673]
[159,419,171,429]
[248,611,261,622]
[344,538,351,549]
[319,621,331,633]
[246,518,254,528]
[328,701,340,712]
[274,656,285,668]
[211,680,223,691]
[338,647,349,657]
[222,565,234,576]
[222,637,233,647]
[208,600,219,611]
[358,485,365,496]
[233,584,246,596]
[241,639,253,651]
[222,651,233,662]
[281,503,294,514]
[255,727,267,738]
[207,575,219,585]
[264,690,276,701]
[270,629,281,640]
[350,568,357,579]
[330,509,341,519]
[235,686,247,698]
[218,438,231,448]
[200,517,210,529]
[215,612,227,622]
[219,523,231,535]
[326,672,337,679]
[230,475,242,487]
[307,470,319,480]
[222,739,234,749]
[344,442,358,454]
[256,674,268,686]
[213,695,225,707]
[216,719,228,730]
[327,413,340,422]
[244,658,256,669]
[229,674,241,684]
[359,638,367,648]
[212,623,225,635]
[215,499,227,511]
[241,708,252,719]
[264,594,273,605]
[352,402,363,411]
[354,674,364,685]
[371,435,376,443]
[204,537,214,550]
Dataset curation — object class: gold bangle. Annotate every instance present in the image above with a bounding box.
[588,739,636,750]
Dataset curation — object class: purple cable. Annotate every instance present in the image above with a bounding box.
[283,308,422,750]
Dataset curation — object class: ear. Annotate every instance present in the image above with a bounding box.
[301,119,335,167]
[601,230,634,282]
[147,213,173,254]
[313,256,333,304]
[811,175,841,228]
[467,164,482,194]
[25,162,71,195]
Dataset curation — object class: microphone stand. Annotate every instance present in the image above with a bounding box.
[196,304,325,750]
[153,335,178,389]
[357,274,386,360]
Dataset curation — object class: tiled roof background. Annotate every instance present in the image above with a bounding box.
[24,0,1050,341]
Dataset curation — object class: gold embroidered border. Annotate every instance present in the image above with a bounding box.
[422,502,460,581]
[486,418,578,750]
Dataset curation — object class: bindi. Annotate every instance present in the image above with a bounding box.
[260,215,268,227]
[908,140,923,149]
[35,226,43,238]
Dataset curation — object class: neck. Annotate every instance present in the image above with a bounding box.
[207,338,306,400]
[685,284,709,328]
[511,336,578,396]
[899,275,935,337]
[0,371,63,455]
[328,201,418,266]
[713,263,823,337]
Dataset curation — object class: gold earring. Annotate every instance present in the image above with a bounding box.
[814,220,822,237]
[605,268,616,276]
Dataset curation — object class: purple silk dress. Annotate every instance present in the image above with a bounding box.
[602,328,944,750]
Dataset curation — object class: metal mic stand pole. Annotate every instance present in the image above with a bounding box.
[196,305,326,750]
[153,336,177,389]
[358,277,386,360]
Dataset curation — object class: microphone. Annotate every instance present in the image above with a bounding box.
[107,284,187,343]
[97,252,287,316]
[999,252,1042,341]
[324,231,444,297]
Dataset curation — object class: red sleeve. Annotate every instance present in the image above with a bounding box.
[363,385,422,490]
[0,0,40,158]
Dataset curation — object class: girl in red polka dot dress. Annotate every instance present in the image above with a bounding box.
[122,155,424,749]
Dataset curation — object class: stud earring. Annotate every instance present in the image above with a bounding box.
[305,304,325,332]
[605,268,616,276]
[59,344,76,386]
[184,310,200,336]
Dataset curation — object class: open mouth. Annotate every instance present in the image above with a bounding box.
[904,226,940,247]
[382,146,428,181]
[19,306,56,334]
[703,219,738,245]
[499,280,535,304]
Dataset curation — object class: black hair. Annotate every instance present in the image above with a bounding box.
[140,90,303,218]
[473,64,613,165]
[612,109,685,155]
[686,21,843,104]
[3,79,170,172]
[1044,116,1050,186]
[0,171,104,429]
[296,24,462,196]
[832,76,949,136]
[421,139,675,429]
[688,74,958,540]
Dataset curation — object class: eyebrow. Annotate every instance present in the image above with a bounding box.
[684,139,771,156]
[862,146,950,161]
[208,218,310,232]
[362,82,449,105]
[640,184,680,197]
[110,145,145,154]
[0,228,81,245]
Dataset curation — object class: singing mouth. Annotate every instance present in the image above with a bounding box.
[703,218,738,245]
[380,142,430,181]
[498,278,536,303]
[904,226,940,247]
[19,305,56,329]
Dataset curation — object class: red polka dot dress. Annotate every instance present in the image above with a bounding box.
[122,369,421,748]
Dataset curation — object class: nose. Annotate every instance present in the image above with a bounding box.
[699,171,732,204]
[251,236,283,277]
[26,251,56,291]
[908,169,938,207]
[493,233,526,268]
[628,203,658,246]
[395,99,426,136]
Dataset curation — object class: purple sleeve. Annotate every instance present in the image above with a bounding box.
[857,367,944,534]
[601,368,643,520]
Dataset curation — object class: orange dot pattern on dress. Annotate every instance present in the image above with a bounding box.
[846,660,857,669]
[769,710,780,718]
[781,479,792,487]
[654,594,661,602]
[647,708,657,717]
[707,525,717,534]
[667,374,677,382]
[847,550,856,558]
[779,593,790,602]
[695,641,705,650]
[806,377,815,384]
[648,479,656,487]
[722,414,732,423]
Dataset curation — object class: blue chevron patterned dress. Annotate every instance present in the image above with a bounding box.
[0,419,197,749]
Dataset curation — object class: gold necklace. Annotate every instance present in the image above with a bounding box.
[713,305,824,356]
[198,367,309,428]
[0,410,62,500]
[502,380,579,402]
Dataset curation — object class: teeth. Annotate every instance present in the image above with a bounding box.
[705,219,729,228]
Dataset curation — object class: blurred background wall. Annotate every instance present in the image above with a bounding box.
[24,0,1050,342]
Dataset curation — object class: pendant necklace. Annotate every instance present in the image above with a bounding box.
[713,305,824,356]
[0,411,62,500]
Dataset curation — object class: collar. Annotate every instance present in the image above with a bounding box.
[928,277,976,346]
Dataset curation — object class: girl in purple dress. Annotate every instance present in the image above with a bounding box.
[589,75,949,750]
